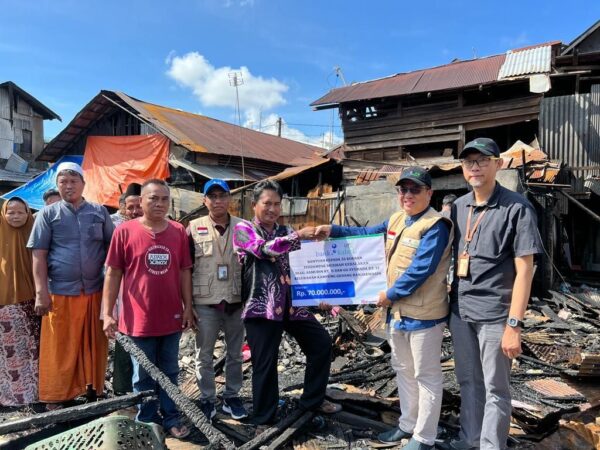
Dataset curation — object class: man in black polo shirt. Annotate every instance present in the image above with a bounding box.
[446,138,542,450]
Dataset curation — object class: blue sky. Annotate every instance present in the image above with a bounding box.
[1,0,598,147]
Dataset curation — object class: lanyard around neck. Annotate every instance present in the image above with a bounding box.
[464,205,488,251]
[212,223,231,261]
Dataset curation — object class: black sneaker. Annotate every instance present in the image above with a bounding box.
[200,400,216,421]
[222,397,248,419]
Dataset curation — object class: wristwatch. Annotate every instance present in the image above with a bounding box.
[506,317,524,328]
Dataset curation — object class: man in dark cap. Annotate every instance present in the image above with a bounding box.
[445,138,542,450]
[315,166,453,450]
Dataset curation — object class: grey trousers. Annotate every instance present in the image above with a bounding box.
[449,311,512,450]
[194,304,245,402]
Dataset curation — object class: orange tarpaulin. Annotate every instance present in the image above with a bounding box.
[81,135,170,208]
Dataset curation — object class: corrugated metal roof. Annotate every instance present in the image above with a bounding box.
[498,45,552,79]
[0,168,40,184]
[169,154,267,181]
[40,91,324,167]
[312,41,561,108]
[311,54,505,107]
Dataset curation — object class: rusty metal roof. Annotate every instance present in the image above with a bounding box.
[312,42,562,108]
[526,378,583,398]
[40,90,324,167]
[311,54,506,107]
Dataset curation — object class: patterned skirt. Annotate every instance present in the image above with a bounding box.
[0,300,41,406]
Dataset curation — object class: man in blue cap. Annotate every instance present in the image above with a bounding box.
[188,179,247,421]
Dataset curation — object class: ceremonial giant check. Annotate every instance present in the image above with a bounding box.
[289,234,387,306]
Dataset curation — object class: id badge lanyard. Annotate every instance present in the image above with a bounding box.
[213,225,231,281]
[457,206,488,278]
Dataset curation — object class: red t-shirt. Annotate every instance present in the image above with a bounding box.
[105,219,193,337]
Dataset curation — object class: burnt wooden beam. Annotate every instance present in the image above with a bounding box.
[558,190,600,225]
[264,411,314,450]
[380,381,398,398]
[0,391,155,436]
[238,408,306,450]
[325,388,395,409]
[333,411,393,433]
[336,307,368,341]
[212,421,252,445]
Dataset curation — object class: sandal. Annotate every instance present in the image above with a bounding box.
[169,425,191,439]
[317,400,342,414]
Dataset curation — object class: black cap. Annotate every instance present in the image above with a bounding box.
[396,166,432,188]
[124,182,142,198]
[459,138,500,158]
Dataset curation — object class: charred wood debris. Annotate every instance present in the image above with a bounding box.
[1,286,599,449]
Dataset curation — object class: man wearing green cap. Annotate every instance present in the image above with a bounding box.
[315,166,452,450]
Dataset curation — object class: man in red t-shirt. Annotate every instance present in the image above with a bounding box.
[103,179,195,440]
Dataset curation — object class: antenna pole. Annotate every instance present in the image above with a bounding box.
[229,71,246,183]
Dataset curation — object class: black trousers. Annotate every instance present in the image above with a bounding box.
[244,318,332,424]
[113,340,133,394]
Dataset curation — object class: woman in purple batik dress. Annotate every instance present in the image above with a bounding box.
[233,180,341,427]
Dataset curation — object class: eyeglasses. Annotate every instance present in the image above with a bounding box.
[460,157,498,169]
[396,186,427,195]
[206,193,230,201]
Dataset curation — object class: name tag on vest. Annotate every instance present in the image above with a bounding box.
[387,231,396,241]
[400,237,420,249]
[197,226,209,235]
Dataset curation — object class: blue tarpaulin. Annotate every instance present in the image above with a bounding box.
[1,155,84,210]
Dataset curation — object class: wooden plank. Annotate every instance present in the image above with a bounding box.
[265,411,314,450]
[347,133,461,151]
[332,411,393,433]
[0,391,155,435]
[463,113,540,131]
[344,108,539,139]
[238,409,305,450]
[325,388,395,409]
[343,105,540,141]
[345,126,461,145]
[343,96,541,134]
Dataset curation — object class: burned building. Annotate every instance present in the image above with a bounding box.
[312,20,600,289]
[36,90,340,217]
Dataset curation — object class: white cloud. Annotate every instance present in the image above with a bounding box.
[166,51,341,149]
[242,111,342,150]
[167,52,287,112]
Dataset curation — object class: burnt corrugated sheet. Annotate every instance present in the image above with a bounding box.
[539,87,600,191]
